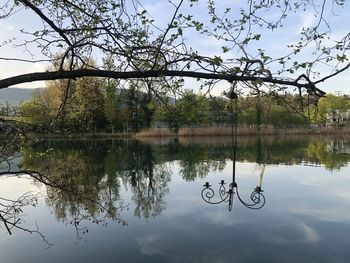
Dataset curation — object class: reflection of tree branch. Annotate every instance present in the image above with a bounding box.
[26,170,128,224]
[0,169,128,244]
[0,190,52,247]
[119,143,171,219]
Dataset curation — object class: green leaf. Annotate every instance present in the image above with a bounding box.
[210,56,223,66]
[337,54,347,62]
[253,34,261,40]
[147,102,155,110]
[222,46,229,53]
[254,78,263,86]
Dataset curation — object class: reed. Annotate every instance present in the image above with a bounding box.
[177,126,281,136]
[135,128,177,138]
[136,126,350,138]
[318,126,350,135]
[178,126,232,136]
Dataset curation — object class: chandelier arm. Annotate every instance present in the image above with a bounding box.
[235,185,266,210]
[201,186,231,205]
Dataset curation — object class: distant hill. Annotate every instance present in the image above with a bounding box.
[0,88,45,105]
[0,87,175,107]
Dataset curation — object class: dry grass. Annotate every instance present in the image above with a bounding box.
[135,128,177,138]
[317,126,350,135]
[177,126,280,136]
[136,136,178,145]
[178,126,232,136]
[136,125,350,138]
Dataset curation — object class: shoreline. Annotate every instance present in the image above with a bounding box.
[135,126,350,138]
[2,126,350,140]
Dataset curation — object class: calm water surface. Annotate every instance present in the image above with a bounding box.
[1,136,350,262]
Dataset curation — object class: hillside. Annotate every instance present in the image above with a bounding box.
[0,88,44,105]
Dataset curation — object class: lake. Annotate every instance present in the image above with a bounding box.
[1,136,350,262]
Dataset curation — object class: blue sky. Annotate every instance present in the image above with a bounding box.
[0,0,349,95]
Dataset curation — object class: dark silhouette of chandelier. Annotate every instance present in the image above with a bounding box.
[201,85,266,211]
[201,153,266,211]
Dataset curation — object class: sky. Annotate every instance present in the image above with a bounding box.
[0,0,350,96]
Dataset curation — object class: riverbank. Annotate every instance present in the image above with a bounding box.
[135,126,350,138]
[2,126,350,140]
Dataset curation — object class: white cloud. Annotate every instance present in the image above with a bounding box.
[297,12,317,33]
[0,21,14,32]
[137,235,163,256]
[262,220,320,245]
[0,60,47,88]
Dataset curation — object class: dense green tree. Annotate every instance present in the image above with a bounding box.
[104,81,120,133]
[103,56,121,133]
[176,90,210,126]
[74,76,105,132]
[316,94,350,126]
[20,59,106,132]
[208,96,229,126]
[20,90,54,128]
[124,84,140,132]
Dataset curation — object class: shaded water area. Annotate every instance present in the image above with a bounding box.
[1,136,350,262]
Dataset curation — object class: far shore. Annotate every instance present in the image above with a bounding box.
[2,126,350,140]
[135,126,350,138]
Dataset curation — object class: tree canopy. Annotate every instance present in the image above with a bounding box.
[1,0,348,99]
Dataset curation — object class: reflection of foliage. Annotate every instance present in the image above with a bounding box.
[238,137,308,165]
[153,136,350,171]
[306,140,350,170]
[20,140,174,222]
[132,163,171,219]
[180,161,210,181]
[173,142,227,181]
[20,141,127,237]
[117,141,171,219]
[3,135,350,242]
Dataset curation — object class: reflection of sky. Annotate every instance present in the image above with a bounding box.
[1,159,350,262]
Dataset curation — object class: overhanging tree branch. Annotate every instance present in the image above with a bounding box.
[19,0,73,46]
[314,62,350,85]
[0,69,325,96]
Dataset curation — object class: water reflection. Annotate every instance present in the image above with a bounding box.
[1,136,350,246]
[201,136,266,211]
